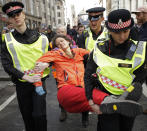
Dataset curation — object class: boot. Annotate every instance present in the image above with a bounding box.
[100,95,143,117]
[82,111,89,128]
[143,109,147,114]
[59,107,67,122]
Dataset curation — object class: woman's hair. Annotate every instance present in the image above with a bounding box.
[52,34,73,49]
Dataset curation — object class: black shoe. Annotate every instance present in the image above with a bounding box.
[59,109,67,122]
[82,111,89,128]
[143,109,147,114]
[100,95,143,117]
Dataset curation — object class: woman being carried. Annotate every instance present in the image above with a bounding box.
[34,35,142,117]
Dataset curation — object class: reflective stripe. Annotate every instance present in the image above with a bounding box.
[42,36,47,54]
[97,68,101,73]
[93,55,98,65]
[93,43,98,64]
[9,43,21,70]
[5,33,12,42]
[133,41,143,68]
[136,41,144,55]
[85,28,90,49]
[133,57,142,68]
[85,37,89,49]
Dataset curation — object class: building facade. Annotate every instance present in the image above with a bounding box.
[0,0,66,30]
[100,0,147,20]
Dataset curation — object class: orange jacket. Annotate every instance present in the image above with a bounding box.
[37,47,90,88]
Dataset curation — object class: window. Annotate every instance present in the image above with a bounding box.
[44,13,46,18]
[58,19,61,24]
[52,6,54,11]
[57,6,60,9]
[57,12,61,17]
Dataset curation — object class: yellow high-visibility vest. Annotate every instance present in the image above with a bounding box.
[4,32,50,82]
[84,27,108,51]
[93,40,146,95]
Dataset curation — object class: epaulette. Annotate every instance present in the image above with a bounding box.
[96,40,109,53]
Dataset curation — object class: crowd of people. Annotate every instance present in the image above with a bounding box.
[0,1,147,131]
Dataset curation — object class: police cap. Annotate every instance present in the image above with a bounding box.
[2,1,24,17]
[86,7,105,13]
[105,9,134,32]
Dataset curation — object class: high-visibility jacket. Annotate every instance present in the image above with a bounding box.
[84,27,108,51]
[93,40,146,95]
[37,47,90,88]
[4,32,50,82]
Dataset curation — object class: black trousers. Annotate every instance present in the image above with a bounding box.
[97,114,135,131]
[15,80,47,131]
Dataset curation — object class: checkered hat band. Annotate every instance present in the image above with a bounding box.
[6,6,22,14]
[99,74,127,91]
[108,19,131,29]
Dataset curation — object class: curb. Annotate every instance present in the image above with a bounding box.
[0,77,11,81]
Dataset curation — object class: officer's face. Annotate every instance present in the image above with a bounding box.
[9,12,25,28]
[110,29,130,45]
[88,12,104,32]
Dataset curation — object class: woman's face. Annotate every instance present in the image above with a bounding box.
[55,37,70,50]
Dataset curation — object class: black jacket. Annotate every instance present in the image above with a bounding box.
[139,22,147,41]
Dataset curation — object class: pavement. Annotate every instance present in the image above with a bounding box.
[0,62,10,82]
[0,64,147,131]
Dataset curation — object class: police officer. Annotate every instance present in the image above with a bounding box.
[77,7,107,127]
[132,6,147,114]
[77,7,107,51]
[1,2,49,131]
[84,9,147,131]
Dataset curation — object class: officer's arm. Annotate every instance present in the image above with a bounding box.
[84,51,98,101]
[0,37,24,79]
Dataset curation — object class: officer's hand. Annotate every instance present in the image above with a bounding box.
[34,62,49,72]
[22,74,41,83]
[90,104,102,114]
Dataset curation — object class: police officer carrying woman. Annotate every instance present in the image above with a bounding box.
[1,1,49,131]
[84,9,147,131]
